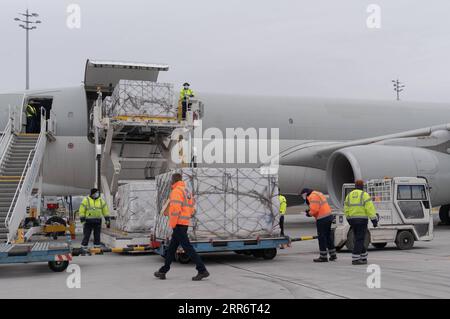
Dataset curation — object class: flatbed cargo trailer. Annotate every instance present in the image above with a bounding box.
[153,236,308,263]
[0,242,72,272]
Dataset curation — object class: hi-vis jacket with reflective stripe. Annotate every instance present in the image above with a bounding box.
[279,195,287,215]
[79,196,110,220]
[344,189,377,220]
[307,191,332,220]
[168,181,195,229]
[180,88,194,100]
[26,104,37,117]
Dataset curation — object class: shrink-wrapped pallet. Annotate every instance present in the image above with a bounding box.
[106,80,176,118]
[115,181,157,232]
[154,168,280,240]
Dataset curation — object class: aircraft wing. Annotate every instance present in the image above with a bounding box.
[279,123,450,170]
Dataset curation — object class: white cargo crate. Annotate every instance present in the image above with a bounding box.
[106,80,176,118]
[115,180,157,232]
[154,168,280,241]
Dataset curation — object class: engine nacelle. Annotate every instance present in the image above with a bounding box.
[326,145,450,207]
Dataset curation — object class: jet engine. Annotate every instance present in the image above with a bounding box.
[326,145,450,207]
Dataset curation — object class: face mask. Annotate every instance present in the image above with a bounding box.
[92,192,100,199]
[184,86,189,90]
[301,193,307,200]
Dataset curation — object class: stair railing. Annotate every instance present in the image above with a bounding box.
[4,108,48,242]
[0,112,13,171]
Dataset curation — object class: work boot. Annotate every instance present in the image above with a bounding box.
[154,271,166,280]
[352,259,367,265]
[329,255,337,261]
[313,257,328,263]
[192,271,210,281]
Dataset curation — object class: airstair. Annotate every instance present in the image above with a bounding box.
[91,80,203,214]
[0,108,55,243]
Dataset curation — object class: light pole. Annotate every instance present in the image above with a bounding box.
[14,9,41,90]
[392,78,405,101]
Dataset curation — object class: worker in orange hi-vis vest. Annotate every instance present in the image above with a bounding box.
[300,188,337,263]
[154,173,210,281]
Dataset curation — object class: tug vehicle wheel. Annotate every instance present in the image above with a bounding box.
[395,231,414,250]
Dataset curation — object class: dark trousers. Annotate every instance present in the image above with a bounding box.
[348,218,368,261]
[316,215,336,257]
[159,225,207,273]
[279,215,285,236]
[181,101,191,120]
[82,221,102,246]
[26,117,36,133]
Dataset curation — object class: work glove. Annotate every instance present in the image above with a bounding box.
[105,217,111,228]
[80,217,86,223]
[372,219,378,228]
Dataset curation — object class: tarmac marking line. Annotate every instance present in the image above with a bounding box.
[214,261,350,299]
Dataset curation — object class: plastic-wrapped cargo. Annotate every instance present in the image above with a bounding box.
[107,80,177,118]
[154,168,280,240]
[115,181,157,232]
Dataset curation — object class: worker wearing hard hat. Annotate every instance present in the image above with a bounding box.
[300,188,337,262]
[179,82,194,120]
[79,188,111,249]
[154,173,210,281]
[344,179,378,265]
[278,190,287,236]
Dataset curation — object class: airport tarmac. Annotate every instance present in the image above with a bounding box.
[0,213,450,299]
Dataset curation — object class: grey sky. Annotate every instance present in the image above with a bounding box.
[1,0,449,102]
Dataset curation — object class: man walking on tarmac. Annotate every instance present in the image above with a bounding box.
[344,179,378,265]
[300,188,337,262]
[154,173,210,281]
[79,188,111,249]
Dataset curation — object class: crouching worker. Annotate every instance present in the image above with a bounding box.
[79,188,111,249]
[154,173,210,281]
[300,188,337,262]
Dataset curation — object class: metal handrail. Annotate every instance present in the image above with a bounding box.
[4,108,47,235]
[0,117,13,169]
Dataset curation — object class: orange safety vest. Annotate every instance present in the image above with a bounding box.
[168,181,195,229]
[307,191,332,220]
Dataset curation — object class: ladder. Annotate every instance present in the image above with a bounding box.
[0,108,55,243]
